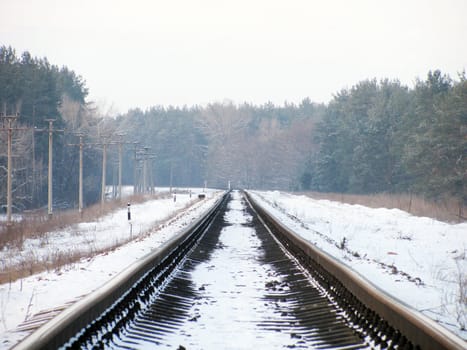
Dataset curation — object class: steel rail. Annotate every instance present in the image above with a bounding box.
[244,191,466,350]
[12,192,229,350]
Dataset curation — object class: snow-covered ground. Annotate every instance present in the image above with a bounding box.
[0,189,223,349]
[126,190,305,349]
[249,190,467,340]
[0,189,465,349]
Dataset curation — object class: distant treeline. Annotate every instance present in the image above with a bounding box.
[0,45,465,214]
[305,72,466,204]
[115,100,321,191]
[117,72,466,206]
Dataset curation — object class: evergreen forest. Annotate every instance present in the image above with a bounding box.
[0,46,466,214]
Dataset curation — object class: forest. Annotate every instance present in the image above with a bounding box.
[0,45,466,214]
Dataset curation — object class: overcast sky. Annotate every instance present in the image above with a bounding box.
[1,0,467,113]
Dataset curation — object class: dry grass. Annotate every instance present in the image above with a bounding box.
[0,193,169,249]
[0,192,206,285]
[0,250,90,285]
[455,261,467,330]
[300,192,465,223]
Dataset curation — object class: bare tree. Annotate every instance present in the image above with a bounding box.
[197,102,252,188]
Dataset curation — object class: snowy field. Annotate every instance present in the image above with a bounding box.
[0,189,223,349]
[249,190,467,341]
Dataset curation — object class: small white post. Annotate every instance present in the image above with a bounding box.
[127,202,132,238]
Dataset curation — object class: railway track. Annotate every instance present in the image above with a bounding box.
[13,191,466,349]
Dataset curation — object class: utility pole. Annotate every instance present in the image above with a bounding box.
[79,134,83,213]
[118,140,123,199]
[1,114,19,225]
[111,160,118,198]
[98,134,123,205]
[46,120,54,218]
[141,147,156,194]
[147,154,156,194]
[6,116,15,224]
[114,133,128,200]
[94,133,129,204]
[142,146,149,193]
[34,119,63,219]
[132,142,139,195]
[132,145,156,195]
[68,133,84,214]
[101,136,108,206]
[169,160,173,194]
[44,119,64,218]
[148,156,156,194]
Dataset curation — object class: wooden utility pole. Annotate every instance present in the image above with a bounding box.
[132,145,156,195]
[97,133,132,204]
[140,147,156,194]
[118,140,123,199]
[169,160,173,194]
[46,120,54,218]
[79,135,83,213]
[34,119,63,219]
[114,133,129,200]
[44,119,63,218]
[68,133,84,214]
[132,142,139,195]
[6,116,15,224]
[101,136,108,206]
[143,147,149,193]
[1,114,19,225]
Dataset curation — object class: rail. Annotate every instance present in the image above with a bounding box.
[13,191,229,350]
[244,191,466,350]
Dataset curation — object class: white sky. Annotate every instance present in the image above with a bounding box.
[1,0,467,113]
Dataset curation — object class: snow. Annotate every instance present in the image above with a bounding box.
[121,190,359,349]
[0,189,223,349]
[143,191,296,349]
[249,190,467,340]
[0,188,465,349]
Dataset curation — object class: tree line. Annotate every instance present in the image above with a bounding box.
[114,100,322,191]
[1,45,465,215]
[305,72,466,206]
[0,46,101,212]
[116,72,466,208]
